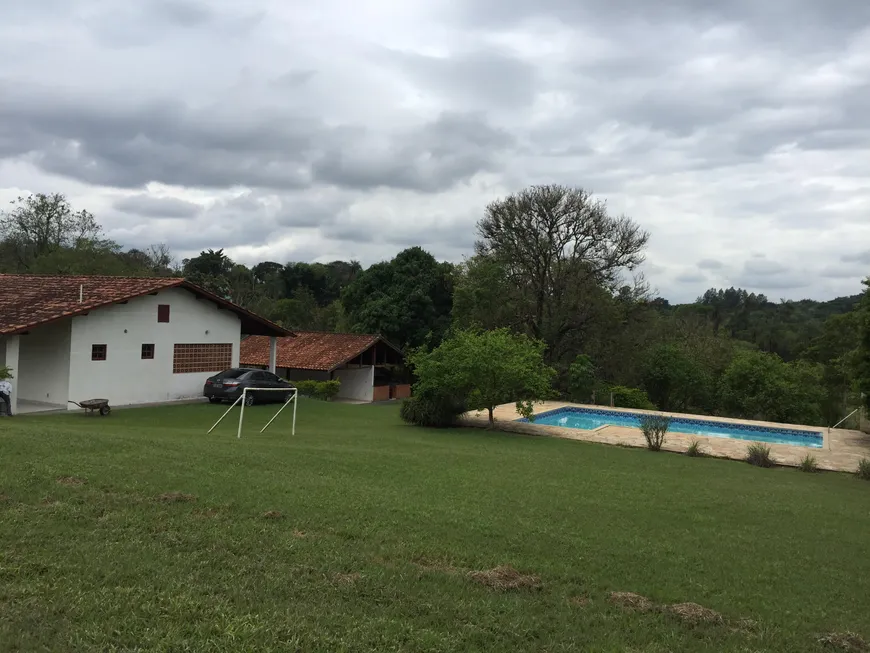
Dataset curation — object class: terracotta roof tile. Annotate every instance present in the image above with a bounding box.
[0,274,290,337]
[240,331,398,371]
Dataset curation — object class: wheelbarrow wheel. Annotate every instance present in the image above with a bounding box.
[99,405,111,416]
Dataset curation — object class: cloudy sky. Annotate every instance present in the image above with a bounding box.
[1,0,869,302]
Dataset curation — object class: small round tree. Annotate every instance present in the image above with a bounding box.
[410,328,556,427]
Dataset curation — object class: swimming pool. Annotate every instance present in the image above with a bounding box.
[519,407,824,448]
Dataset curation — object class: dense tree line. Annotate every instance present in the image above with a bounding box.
[2,191,868,427]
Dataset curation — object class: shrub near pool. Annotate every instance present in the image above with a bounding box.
[1,400,869,652]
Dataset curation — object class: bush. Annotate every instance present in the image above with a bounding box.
[746,443,775,468]
[799,454,819,473]
[609,386,656,411]
[295,380,320,398]
[857,458,870,481]
[295,380,341,401]
[0,365,12,380]
[686,439,704,457]
[316,380,341,401]
[400,393,466,428]
[639,415,671,451]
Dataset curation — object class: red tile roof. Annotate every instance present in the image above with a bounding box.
[0,274,290,337]
[240,331,401,371]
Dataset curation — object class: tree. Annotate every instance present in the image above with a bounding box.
[341,247,454,350]
[466,184,649,368]
[409,328,555,427]
[0,193,129,274]
[857,279,870,413]
[182,249,234,297]
[641,343,712,413]
[567,354,596,403]
[719,350,825,425]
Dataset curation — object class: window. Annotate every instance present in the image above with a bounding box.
[172,343,232,374]
[91,344,107,361]
[141,344,155,360]
[157,304,170,323]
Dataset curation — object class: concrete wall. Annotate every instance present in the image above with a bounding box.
[334,365,374,402]
[67,287,241,408]
[17,320,71,404]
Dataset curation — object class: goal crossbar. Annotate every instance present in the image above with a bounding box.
[207,387,298,439]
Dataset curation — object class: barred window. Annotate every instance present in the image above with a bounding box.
[172,343,232,374]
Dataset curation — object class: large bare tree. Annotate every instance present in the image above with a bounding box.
[469,184,650,365]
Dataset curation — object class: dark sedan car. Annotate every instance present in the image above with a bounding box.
[203,368,295,406]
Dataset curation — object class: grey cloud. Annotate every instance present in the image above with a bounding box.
[323,217,477,250]
[697,259,725,270]
[271,70,317,89]
[742,258,790,276]
[842,250,870,264]
[452,0,870,46]
[820,264,866,280]
[675,271,707,284]
[109,190,342,253]
[114,194,202,218]
[312,113,514,192]
[383,48,538,109]
[0,86,509,193]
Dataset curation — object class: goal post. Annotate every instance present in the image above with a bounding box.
[207,387,298,439]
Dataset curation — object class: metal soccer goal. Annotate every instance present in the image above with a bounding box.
[207,387,298,439]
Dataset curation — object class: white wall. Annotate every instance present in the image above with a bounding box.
[67,287,241,408]
[334,365,374,402]
[17,320,71,404]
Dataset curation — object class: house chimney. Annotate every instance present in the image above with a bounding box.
[79,284,83,303]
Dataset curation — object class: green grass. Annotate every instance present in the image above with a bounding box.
[1,400,869,652]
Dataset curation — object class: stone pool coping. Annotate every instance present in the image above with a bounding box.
[460,401,870,474]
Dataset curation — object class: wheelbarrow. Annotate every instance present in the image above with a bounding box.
[68,398,111,416]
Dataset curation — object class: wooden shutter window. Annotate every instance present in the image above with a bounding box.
[157,304,170,323]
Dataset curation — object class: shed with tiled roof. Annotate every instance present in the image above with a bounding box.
[240,332,409,402]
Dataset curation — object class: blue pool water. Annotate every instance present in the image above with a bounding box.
[522,407,823,448]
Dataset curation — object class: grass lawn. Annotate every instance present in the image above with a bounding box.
[1,400,869,652]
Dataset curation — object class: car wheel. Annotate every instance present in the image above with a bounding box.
[208,397,222,404]
[244,393,255,407]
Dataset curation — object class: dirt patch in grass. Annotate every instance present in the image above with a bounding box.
[192,508,220,519]
[155,492,196,503]
[262,510,283,519]
[331,572,361,585]
[817,632,870,652]
[568,596,590,608]
[467,565,542,592]
[56,476,86,487]
[609,592,654,612]
[292,529,307,538]
[667,602,724,625]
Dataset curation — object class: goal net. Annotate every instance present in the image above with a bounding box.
[207,387,298,439]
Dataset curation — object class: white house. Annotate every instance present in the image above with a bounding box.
[0,274,289,414]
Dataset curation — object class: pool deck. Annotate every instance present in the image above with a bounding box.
[460,401,870,474]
